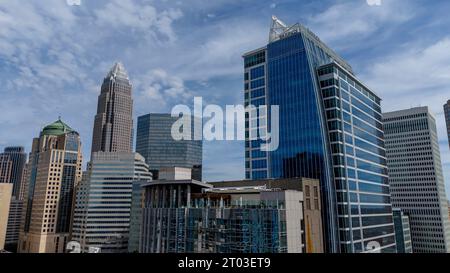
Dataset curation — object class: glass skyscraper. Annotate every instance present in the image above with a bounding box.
[136,113,203,180]
[243,17,396,253]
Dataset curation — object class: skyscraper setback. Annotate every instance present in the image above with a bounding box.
[383,107,450,253]
[243,17,396,253]
[91,62,134,154]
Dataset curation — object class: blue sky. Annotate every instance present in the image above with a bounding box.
[1,0,449,197]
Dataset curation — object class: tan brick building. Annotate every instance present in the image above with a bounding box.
[18,119,82,253]
[0,183,13,250]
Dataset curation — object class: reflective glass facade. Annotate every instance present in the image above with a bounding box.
[318,63,395,253]
[136,114,203,180]
[244,23,395,253]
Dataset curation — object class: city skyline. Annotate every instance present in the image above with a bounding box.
[0,0,450,197]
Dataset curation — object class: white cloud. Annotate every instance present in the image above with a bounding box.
[307,1,414,47]
[95,0,182,42]
[360,37,450,197]
[134,69,194,114]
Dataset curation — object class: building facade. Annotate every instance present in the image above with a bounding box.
[384,107,450,253]
[1,147,27,252]
[18,119,82,253]
[211,178,324,253]
[393,209,413,253]
[243,17,395,253]
[0,154,12,183]
[127,181,146,253]
[136,113,203,180]
[72,152,152,253]
[4,198,23,252]
[444,100,450,149]
[91,62,133,154]
[0,183,13,250]
[140,182,305,253]
[1,147,27,199]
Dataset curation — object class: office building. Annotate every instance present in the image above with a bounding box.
[128,181,146,253]
[392,209,413,253]
[4,198,23,252]
[1,147,27,199]
[243,16,395,252]
[0,183,13,250]
[139,171,323,253]
[211,178,324,253]
[18,119,83,253]
[384,107,450,252]
[0,154,12,183]
[0,147,27,252]
[72,152,152,253]
[136,113,202,180]
[91,62,133,154]
[444,100,450,149]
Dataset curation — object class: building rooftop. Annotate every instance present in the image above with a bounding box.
[143,179,213,189]
[243,16,353,74]
[41,118,75,136]
[382,106,433,120]
[106,62,129,80]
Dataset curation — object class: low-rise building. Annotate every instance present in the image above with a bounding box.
[138,171,323,253]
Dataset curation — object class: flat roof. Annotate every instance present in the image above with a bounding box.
[142,179,213,188]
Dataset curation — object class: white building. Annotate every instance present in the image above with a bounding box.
[71,152,152,253]
[383,107,450,253]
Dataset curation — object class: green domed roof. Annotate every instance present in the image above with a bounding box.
[41,118,75,136]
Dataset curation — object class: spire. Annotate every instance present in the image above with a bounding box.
[269,15,288,43]
[106,62,129,80]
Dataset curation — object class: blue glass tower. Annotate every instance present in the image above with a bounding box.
[243,17,396,253]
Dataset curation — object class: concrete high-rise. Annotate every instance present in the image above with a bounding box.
[91,62,133,154]
[136,114,203,180]
[243,16,395,253]
[384,107,450,253]
[18,119,83,253]
[72,152,152,253]
[444,100,450,149]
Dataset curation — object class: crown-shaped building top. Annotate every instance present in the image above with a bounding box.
[268,15,353,74]
[106,62,129,80]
